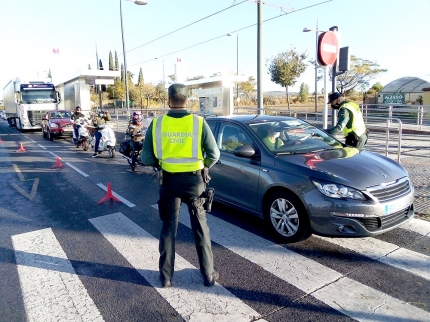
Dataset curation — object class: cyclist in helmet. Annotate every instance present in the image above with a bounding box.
[126,111,145,171]
[91,108,112,157]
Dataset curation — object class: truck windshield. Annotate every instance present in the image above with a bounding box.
[21,90,57,104]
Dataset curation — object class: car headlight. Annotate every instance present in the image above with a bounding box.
[311,179,366,200]
[50,123,58,128]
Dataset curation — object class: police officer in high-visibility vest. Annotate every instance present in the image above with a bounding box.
[141,83,220,288]
[326,92,368,151]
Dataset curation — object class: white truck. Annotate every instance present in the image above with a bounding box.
[3,78,61,131]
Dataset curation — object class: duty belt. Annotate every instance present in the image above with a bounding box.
[162,169,202,176]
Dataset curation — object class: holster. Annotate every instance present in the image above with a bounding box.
[203,188,215,213]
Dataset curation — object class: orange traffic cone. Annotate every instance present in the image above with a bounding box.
[51,156,65,169]
[98,182,121,204]
[16,143,26,152]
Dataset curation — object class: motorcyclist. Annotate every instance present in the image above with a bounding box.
[91,109,112,158]
[126,111,145,171]
[71,106,85,146]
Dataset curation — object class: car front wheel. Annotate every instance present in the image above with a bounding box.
[264,191,311,243]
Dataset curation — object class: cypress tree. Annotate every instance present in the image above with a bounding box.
[109,51,114,71]
[115,51,119,71]
[138,68,144,85]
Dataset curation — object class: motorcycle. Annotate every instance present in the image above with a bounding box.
[119,125,146,172]
[95,124,117,158]
[72,118,90,151]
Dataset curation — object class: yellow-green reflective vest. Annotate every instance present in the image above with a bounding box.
[341,102,366,137]
[152,114,204,172]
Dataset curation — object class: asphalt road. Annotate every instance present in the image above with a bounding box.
[0,119,429,322]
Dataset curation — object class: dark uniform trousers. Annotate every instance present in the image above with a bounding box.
[158,170,214,281]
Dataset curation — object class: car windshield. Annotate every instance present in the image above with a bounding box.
[50,111,71,119]
[249,119,342,154]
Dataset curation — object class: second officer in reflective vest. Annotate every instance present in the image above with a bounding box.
[141,83,220,288]
[326,92,368,151]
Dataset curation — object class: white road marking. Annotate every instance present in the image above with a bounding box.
[11,228,104,322]
[400,217,430,236]
[96,183,135,207]
[65,162,89,177]
[316,235,430,281]
[37,144,46,150]
[89,213,265,322]
[159,204,430,322]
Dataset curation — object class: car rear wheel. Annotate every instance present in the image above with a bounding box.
[264,190,311,243]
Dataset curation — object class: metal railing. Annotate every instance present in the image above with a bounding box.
[361,104,429,130]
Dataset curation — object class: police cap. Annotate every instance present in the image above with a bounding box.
[168,83,188,100]
[328,92,341,104]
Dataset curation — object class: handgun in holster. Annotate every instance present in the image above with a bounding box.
[204,188,215,213]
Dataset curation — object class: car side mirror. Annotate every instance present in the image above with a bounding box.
[234,145,255,158]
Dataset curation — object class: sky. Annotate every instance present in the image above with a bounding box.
[1,0,429,99]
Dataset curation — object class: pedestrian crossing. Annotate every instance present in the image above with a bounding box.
[11,209,430,322]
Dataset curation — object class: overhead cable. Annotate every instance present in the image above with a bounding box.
[128,0,332,68]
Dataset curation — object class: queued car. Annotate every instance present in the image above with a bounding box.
[41,110,73,140]
[205,115,414,243]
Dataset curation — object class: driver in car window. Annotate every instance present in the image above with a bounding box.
[262,125,284,151]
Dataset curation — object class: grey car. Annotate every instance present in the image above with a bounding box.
[205,115,414,243]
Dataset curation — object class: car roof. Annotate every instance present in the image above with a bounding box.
[204,114,299,126]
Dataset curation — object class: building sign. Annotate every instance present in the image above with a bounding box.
[383,93,404,104]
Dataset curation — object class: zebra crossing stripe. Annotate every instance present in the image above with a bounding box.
[315,235,430,281]
[11,228,104,322]
[400,217,430,236]
[169,205,430,321]
[89,213,266,322]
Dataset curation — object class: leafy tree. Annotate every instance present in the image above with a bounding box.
[298,83,310,103]
[155,82,167,106]
[267,47,308,109]
[109,51,114,71]
[46,69,52,82]
[238,76,256,101]
[332,56,387,95]
[138,68,144,85]
[167,74,176,83]
[107,79,125,106]
[367,82,383,94]
[121,64,125,83]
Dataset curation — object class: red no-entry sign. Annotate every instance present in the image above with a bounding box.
[317,31,339,66]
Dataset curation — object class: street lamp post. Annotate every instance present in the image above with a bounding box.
[120,0,147,117]
[303,25,321,114]
[155,57,166,108]
[227,33,239,108]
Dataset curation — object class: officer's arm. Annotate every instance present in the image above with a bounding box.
[326,108,350,134]
[201,120,220,169]
[140,123,158,167]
